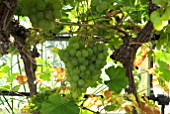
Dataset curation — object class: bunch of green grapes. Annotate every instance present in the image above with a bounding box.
[21,0,62,30]
[58,36,108,99]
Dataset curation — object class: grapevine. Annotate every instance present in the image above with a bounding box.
[59,36,108,99]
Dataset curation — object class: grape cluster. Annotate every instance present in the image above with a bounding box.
[59,36,108,99]
[21,0,62,30]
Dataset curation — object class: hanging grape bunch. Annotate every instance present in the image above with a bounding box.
[58,36,108,99]
[21,0,62,30]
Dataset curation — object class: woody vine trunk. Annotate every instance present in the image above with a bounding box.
[0,0,37,97]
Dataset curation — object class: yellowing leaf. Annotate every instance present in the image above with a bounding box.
[15,75,27,84]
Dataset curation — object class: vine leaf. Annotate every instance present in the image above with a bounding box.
[104,66,128,94]
[39,70,51,81]
[11,85,21,92]
[7,73,19,83]
[104,104,117,111]
[157,60,170,82]
[40,94,80,114]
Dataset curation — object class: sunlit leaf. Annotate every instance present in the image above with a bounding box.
[11,85,21,92]
[1,65,10,73]
[157,60,170,81]
[51,48,59,55]
[39,70,51,81]
[7,73,19,83]
[0,85,11,91]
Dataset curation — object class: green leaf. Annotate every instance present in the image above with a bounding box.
[39,70,51,81]
[1,65,10,73]
[40,94,80,114]
[157,60,170,81]
[51,48,59,55]
[155,51,170,63]
[152,0,168,7]
[11,85,21,92]
[0,85,11,91]
[104,66,128,94]
[7,73,19,83]
[105,104,117,111]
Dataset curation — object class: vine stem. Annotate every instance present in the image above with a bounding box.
[2,95,13,114]
[55,22,128,37]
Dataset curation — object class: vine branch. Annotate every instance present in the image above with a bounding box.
[110,1,154,109]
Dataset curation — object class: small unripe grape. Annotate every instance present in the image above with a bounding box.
[70,82,78,89]
[37,12,44,19]
[98,53,105,60]
[85,69,91,76]
[72,68,80,75]
[45,10,54,20]
[66,75,72,81]
[91,55,96,62]
[72,91,79,99]
[79,65,86,71]
[97,44,103,52]
[66,62,72,68]
[93,46,98,54]
[69,48,76,56]
[83,60,89,66]
[78,79,85,87]
[72,43,80,49]
[78,57,85,63]
[72,75,79,81]
[92,74,99,81]
[79,72,85,78]
[36,1,46,11]
[71,57,78,66]
[87,48,93,56]
[80,87,87,93]
[39,19,48,28]
[82,49,89,57]
[53,10,62,19]
[89,64,95,71]
[76,51,81,57]
[104,51,108,57]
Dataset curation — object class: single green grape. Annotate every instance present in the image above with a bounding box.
[80,87,87,93]
[72,75,79,81]
[72,68,80,75]
[82,49,89,57]
[98,53,105,60]
[69,48,76,56]
[92,46,98,54]
[76,51,81,57]
[79,65,86,71]
[89,64,95,71]
[85,69,91,76]
[71,57,78,66]
[37,12,44,19]
[78,57,85,63]
[83,60,89,66]
[72,43,80,49]
[36,1,46,11]
[78,79,85,87]
[87,48,93,57]
[72,91,79,99]
[97,44,103,52]
[91,55,96,62]
[70,81,78,89]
